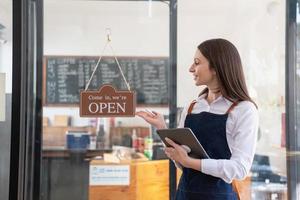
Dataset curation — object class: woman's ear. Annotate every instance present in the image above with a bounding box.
[211,68,217,76]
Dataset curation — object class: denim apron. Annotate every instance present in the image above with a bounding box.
[175,101,239,200]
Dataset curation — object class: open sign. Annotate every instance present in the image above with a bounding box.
[80,85,136,117]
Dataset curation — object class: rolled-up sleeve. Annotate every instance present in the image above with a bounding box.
[201,102,259,183]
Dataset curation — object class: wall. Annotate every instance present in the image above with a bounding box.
[44,1,169,56]
[0,0,12,93]
[0,44,12,93]
[177,0,285,107]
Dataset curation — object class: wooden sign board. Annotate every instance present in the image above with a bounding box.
[80,85,136,117]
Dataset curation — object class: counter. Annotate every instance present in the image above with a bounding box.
[89,159,169,200]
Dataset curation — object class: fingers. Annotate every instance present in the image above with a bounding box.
[136,111,166,130]
[136,111,154,119]
[164,147,175,159]
[165,137,180,149]
[145,109,157,116]
[136,110,155,118]
[135,111,147,117]
[181,145,191,153]
[152,110,159,115]
[164,147,175,154]
[165,152,171,158]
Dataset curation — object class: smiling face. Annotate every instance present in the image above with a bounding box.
[189,49,217,87]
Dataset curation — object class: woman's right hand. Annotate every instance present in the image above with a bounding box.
[135,110,167,129]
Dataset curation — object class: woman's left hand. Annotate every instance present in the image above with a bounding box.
[164,137,191,168]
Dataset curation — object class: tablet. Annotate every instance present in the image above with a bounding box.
[156,128,210,159]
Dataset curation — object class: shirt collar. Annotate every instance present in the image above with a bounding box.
[196,93,233,106]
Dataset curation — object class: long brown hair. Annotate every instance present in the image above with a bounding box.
[198,38,257,108]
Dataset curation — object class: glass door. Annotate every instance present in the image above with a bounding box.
[41,1,171,200]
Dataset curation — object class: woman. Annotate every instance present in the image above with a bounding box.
[136,38,258,200]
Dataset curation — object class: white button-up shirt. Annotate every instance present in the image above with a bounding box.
[178,94,259,183]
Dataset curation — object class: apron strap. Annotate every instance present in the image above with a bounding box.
[225,101,239,114]
[187,100,197,114]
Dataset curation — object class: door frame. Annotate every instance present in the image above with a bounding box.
[9,0,43,199]
[285,0,300,199]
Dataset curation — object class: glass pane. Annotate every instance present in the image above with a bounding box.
[0,0,12,199]
[178,0,287,199]
[41,1,169,200]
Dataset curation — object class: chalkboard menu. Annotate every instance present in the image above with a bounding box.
[43,56,169,106]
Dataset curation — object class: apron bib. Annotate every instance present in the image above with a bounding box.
[176,101,238,200]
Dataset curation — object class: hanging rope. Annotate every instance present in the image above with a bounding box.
[85,28,131,91]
